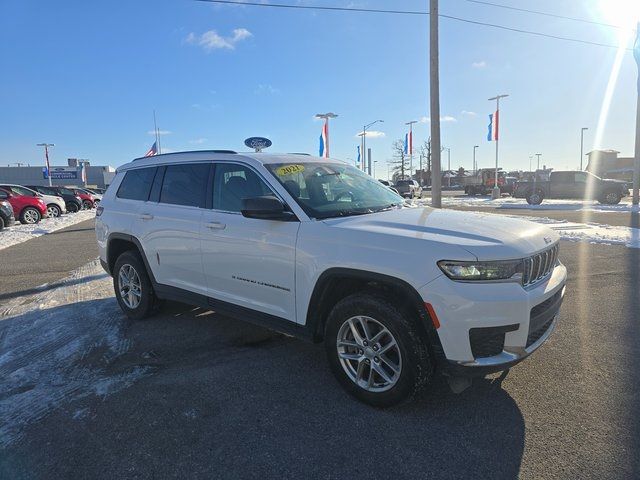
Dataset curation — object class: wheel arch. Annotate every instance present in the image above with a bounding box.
[306,268,441,350]
[106,233,157,284]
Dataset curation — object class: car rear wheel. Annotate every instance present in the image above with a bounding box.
[47,204,62,218]
[20,207,41,224]
[324,293,433,407]
[599,191,621,205]
[113,251,156,320]
[526,190,544,205]
[82,200,93,210]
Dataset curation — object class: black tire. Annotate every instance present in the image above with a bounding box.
[82,199,93,210]
[324,293,433,407]
[0,216,4,231]
[67,202,80,213]
[113,250,156,320]
[599,191,621,205]
[47,204,62,218]
[526,189,544,205]
[19,207,41,225]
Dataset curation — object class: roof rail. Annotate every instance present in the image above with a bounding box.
[132,149,237,162]
[287,152,311,156]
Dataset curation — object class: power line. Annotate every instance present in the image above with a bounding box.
[459,0,622,30]
[196,0,632,51]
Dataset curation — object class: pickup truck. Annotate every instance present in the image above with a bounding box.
[513,171,629,205]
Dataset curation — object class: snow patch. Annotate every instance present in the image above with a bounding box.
[0,260,150,448]
[415,196,638,212]
[0,210,95,251]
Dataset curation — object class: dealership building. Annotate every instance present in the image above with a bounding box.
[0,159,116,189]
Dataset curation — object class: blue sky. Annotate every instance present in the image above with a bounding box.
[0,0,638,177]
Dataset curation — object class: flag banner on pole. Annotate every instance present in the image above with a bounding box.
[357,145,361,167]
[404,133,408,155]
[80,162,87,183]
[319,123,329,158]
[145,141,158,157]
[487,110,499,141]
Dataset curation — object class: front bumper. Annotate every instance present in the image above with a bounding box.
[420,262,567,375]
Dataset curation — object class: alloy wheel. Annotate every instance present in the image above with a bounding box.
[118,264,142,309]
[336,315,402,392]
[23,209,39,224]
[47,205,61,217]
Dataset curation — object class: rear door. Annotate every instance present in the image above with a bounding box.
[549,172,573,198]
[200,162,299,322]
[131,162,211,296]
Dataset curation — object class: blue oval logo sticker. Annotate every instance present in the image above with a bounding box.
[244,137,272,152]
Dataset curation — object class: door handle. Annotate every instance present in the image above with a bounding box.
[206,221,226,230]
[139,213,154,220]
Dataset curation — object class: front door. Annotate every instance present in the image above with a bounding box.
[200,162,299,322]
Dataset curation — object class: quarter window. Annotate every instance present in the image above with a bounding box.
[213,163,275,212]
[117,167,157,201]
[160,163,210,208]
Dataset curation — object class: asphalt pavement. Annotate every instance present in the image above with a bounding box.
[0,211,639,479]
[0,219,98,305]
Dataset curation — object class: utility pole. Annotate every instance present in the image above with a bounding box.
[473,145,479,172]
[633,23,640,206]
[429,0,442,208]
[37,143,55,186]
[362,119,383,173]
[406,120,417,178]
[536,153,542,170]
[580,127,589,171]
[315,112,338,158]
[529,155,533,172]
[488,94,509,199]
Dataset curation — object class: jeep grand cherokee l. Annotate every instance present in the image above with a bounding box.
[96,151,566,407]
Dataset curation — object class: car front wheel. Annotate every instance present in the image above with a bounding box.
[67,202,80,213]
[324,293,433,407]
[20,207,41,224]
[82,200,94,210]
[526,190,544,205]
[113,251,156,320]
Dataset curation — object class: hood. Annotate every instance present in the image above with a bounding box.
[602,178,628,184]
[323,206,559,260]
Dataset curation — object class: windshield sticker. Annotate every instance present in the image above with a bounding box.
[276,164,305,176]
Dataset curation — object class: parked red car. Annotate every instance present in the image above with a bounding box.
[71,188,95,209]
[0,186,48,224]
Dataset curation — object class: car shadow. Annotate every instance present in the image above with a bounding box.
[0,298,526,479]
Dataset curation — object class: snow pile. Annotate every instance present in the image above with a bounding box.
[0,261,150,448]
[0,209,95,251]
[510,215,640,249]
[415,196,637,212]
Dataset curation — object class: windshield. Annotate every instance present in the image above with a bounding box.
[396,180,412,186]
[266,162,404,219]
[58,187,75,196]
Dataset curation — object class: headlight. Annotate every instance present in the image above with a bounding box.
[437,260,523,282]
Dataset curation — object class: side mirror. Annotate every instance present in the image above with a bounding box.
[241,196,296,221]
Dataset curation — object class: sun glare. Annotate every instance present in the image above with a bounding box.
[597,0,640,42]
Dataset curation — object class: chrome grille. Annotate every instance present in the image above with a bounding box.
[523,244,559,287]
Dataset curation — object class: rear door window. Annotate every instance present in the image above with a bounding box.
[159,163,210,208]
[116,167,157,201]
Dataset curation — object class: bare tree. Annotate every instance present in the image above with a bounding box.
[390,139,409,181]
[418,139,432,186]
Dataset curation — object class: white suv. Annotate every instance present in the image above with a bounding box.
[96,151,566,406]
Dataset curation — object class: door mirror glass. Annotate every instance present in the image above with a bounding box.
[241,196,295,221]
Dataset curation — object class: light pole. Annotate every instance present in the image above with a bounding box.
[362,119,383,174]
[473,145,479,171]
[37,143,55,186]
[429,0,442,208]
[405,120,417,177]
[633,22,640,206]
[488,94,509,199]
[373,160,378,178]
[442,147,451,187]
[580,127,589,171]
[536,153,542,170]
[315,112,338,158]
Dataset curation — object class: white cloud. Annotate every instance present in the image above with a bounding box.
[184,28,252,51]
[355,130,385,138]
[147,130,172,136]
[461,110,477,117]
[419,116,457,123]
[472,61,487,68]
[189,138,208,145]
[254,84,280,95]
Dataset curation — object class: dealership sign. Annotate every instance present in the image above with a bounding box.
[43,167,79,180]
[244,137,272,153]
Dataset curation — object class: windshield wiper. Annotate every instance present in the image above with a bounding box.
[317,208,374,219]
